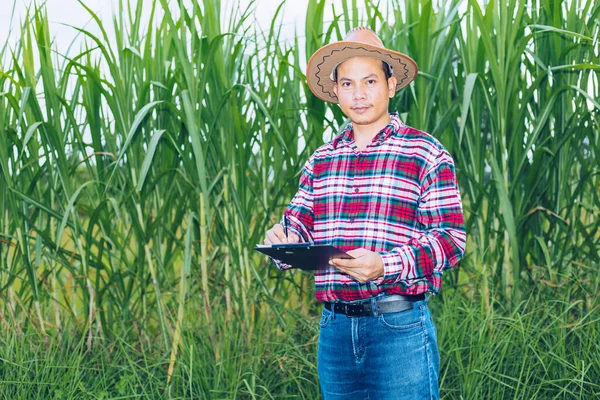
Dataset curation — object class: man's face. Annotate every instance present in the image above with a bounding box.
[333,56,397,127]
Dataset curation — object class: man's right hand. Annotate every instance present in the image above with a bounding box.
[264,224,301,245]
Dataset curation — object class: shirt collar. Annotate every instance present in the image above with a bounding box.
[331,112,404,150]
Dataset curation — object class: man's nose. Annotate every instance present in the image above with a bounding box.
[352,84,367,101]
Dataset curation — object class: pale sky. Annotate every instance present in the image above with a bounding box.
[1,0,352,62]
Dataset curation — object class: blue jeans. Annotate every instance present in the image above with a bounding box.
[317,294,440,399]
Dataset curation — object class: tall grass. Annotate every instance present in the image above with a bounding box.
[0,289,597,398]
[0,0,599,397]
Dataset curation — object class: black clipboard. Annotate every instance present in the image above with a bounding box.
[254,243,354,270]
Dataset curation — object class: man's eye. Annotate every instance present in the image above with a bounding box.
[342,82,351,87]
[368,79,376,84]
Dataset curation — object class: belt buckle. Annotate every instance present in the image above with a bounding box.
[343,303,366,317]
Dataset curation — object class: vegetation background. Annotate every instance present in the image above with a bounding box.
[0,0,598,398]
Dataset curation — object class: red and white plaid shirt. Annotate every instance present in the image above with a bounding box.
[270,112,466,302]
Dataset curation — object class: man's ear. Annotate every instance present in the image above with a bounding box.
[387,76,398,98]
[333,84,338,98]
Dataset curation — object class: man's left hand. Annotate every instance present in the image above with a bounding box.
[329,248,384,283]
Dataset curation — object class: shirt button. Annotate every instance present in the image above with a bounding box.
[349,218,355,223]
[354,188,359,193]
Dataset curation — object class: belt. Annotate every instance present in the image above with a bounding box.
[324,293,425,317]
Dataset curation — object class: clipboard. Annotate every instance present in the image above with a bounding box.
[254,243,354,270]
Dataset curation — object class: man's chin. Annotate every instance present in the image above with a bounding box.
[348,112,375,125]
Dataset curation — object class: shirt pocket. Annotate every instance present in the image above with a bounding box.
[314,168,352,222]
[366,173,419,225]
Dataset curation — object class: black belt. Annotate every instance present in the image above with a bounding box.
[324,293,425,317]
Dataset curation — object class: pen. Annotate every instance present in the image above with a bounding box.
[283,214,289,240]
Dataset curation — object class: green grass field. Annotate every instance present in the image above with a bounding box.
[1,288,598,398]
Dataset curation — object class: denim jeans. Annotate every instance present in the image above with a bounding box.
[317,294,440,400]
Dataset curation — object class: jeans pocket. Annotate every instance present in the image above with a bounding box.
[378,303,422,330]
[320,307,333,328]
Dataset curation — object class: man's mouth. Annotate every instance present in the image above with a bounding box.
[352,105,371,113]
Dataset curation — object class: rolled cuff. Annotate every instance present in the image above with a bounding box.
[375,248,405,285]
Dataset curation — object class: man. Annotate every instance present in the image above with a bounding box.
[263,26,466,399]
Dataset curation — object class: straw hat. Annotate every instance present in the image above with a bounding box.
[306,27,418,104]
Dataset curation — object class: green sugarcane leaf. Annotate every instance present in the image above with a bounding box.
[18,121,43,163]
[459,73,478,145]
[56,181,97,252]
[489,157,520,299]
[137,129,165,192]
[184,212,194,277]
[528,24,595,42]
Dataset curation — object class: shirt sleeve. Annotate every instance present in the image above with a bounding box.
[374,148,466,286]
[269,155,315,271]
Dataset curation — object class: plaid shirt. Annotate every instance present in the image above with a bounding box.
[270,112,466,302]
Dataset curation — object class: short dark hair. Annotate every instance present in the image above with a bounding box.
[333,60,392,83]
[381,60,393,80]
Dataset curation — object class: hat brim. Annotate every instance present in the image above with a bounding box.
[306,41,418,104]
